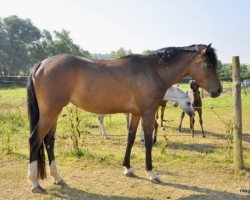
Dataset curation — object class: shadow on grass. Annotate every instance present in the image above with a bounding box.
[121,175,249,200]
[166,126,250,144]
[47,183,148,200]
[167,142,216,154]
[161,182,249,200]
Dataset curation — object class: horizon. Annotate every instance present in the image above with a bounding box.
[0,0,250,63]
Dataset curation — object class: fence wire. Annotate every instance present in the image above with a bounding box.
[1,80,249,139]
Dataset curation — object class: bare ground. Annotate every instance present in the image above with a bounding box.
[0,142,249,200]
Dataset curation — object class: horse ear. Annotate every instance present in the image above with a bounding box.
[201,43,212,55]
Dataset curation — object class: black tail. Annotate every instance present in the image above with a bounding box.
[27,63,46,180]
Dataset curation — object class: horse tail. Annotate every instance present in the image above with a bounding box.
[27,63,46,180]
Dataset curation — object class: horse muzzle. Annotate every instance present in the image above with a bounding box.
[210,87,222,98]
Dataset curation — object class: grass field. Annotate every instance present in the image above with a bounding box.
[0,83,250,199]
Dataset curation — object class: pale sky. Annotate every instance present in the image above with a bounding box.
[0,0,249,63]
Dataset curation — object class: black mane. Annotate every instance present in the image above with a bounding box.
[154,44,218,68]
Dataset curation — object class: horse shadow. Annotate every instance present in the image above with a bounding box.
[46,183,148,200]
[131,176,249,200]
[161,181,249,200]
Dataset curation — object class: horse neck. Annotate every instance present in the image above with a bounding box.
[156,52,197,89]
[164,87,183,102]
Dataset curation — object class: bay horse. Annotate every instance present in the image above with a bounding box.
[27,44,222,192]
[178,80,204,137]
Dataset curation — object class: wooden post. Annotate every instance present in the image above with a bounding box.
[232,56,244,170]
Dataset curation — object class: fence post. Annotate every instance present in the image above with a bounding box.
[232,56,244,170]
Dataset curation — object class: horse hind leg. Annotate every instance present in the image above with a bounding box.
[44,119,64,185]
[28,115,58,192]
[98,115,109,140]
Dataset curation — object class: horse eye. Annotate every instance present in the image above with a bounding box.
[186,102,191,106]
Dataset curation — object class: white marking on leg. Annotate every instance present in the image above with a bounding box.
[50,160,62,184]
[147,170,159,180]
[27,161,39,189]
[123,167,133,175]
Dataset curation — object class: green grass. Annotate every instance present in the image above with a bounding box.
[0,84,250,199]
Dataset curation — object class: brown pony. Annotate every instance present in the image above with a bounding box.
[27,44,222,192]
[178,80,204,137]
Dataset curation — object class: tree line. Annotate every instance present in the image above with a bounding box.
[0,15,249,80]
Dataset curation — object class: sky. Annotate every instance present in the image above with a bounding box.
[0,0,249,63]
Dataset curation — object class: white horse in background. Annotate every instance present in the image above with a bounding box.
[98,86,194,141]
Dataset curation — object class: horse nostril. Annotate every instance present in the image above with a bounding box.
[218,88,222,93]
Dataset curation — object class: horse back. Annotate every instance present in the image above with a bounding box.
[33,54,164,115]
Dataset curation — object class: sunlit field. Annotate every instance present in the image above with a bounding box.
[0,83,249,199]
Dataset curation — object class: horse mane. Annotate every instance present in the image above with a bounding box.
[153,44,218,69]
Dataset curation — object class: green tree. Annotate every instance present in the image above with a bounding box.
[29,29,91,63]
[109,47,132,59]
[0,15,41,75]
[142,49,153,55]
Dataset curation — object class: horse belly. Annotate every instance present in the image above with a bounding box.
[70,89,139,114]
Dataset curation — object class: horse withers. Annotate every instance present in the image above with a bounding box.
[27,44,222,192]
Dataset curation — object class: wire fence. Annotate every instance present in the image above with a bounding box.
[1,78,249,140]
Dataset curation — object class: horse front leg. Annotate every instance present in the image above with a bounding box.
[198,109,205,137]
[178,112,185,132]
[190,114,195,137]
[98,114,109,140]
[142,112,160,183]
[123,114,140,176]
[160,105,166,129]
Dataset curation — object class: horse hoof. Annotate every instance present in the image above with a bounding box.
[161,127,166,130]
[54,179,67,186]
[153,142,158,147]
[104,136,109,140]
[31,185,46,193]
[124,167,135,177]
[151,178,162,184]
[202,135,206,138]
[125,171,135,177]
